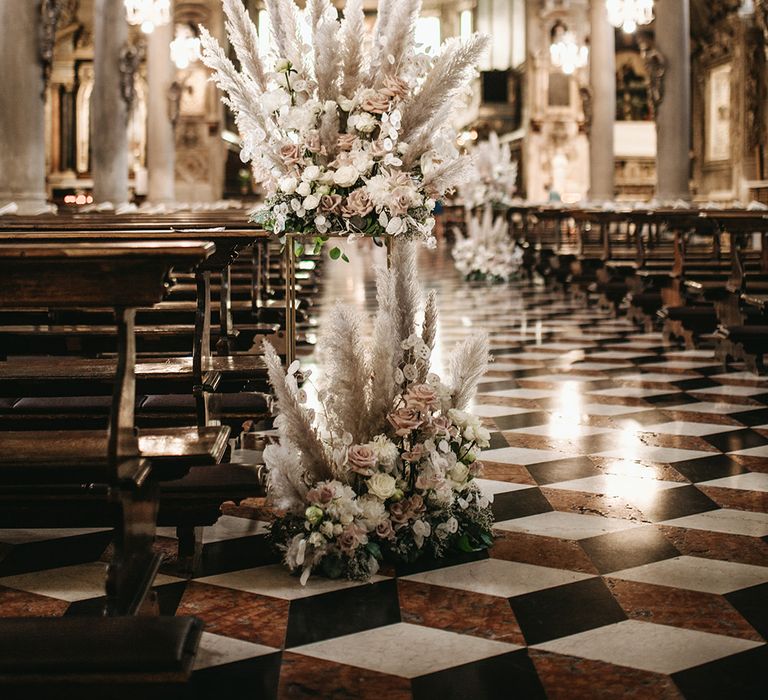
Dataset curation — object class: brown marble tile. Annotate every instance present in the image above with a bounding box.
[397,579,525,645]
[697,486,768,514]
[660,410,742,426]
[176,581,289,648]
[530,649,683,700]
[605,578,764,642]
[582,395,653,408]
[473,395,547,410]
[681,392,760,406]
[478,461,538,485]
[222,497,273,521]
[659,525,768,567]
[636,432,720,452]
[489,530,599,574]
[0,585,69,617]
[501,432,574,452]
[278,652,412,700]
[592,457,687,483]
[729,455,768,474]
[541,487,649,523]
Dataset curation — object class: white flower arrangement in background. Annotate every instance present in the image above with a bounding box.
[262,243,493,583]
[453,205,523,283]
[459,132,518,211]
[200,0,488,258]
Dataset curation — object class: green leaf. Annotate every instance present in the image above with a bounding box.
[456,533,475,553]
[366,541,382,559]
[341,253,350,263]
[372,236,383,247]
[329,246,341,260]
[479,531,494,547]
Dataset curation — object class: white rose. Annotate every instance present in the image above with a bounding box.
[302,165,321,182]
[279,176,298,194]
[449,463,470,484]
[367,472,397,500]
[275,58,291,73]
[296,181,312,197]
[303,194,320,210]
[333,165,360,188]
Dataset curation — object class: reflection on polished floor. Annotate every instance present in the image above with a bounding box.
[1,243,766,698]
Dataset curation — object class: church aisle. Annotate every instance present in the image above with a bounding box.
[0,243,765,698]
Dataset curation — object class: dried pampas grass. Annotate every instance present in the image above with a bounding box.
[448,333,490,411]
[263,339,333,480]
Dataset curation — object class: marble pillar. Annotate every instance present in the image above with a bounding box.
[0,0,49,212]
[91,0,129,204]
[588,0,616,202]
[147,20,176,203]
[654,0,691,201]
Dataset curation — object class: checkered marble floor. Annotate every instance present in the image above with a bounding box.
[1,244,766,698]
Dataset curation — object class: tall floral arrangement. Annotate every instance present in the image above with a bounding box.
[453,206,523,282]
[459,132,518,210]
[200,0,488,256]
[262,243,493,583]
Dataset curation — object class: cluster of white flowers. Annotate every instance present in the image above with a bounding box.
[269,344,494,585]
[459,132,518,210]
[453,206,524,283]
[201,0,488,257]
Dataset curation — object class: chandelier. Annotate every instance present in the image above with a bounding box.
[124,0,171,34]
[549,21,588,75]
[605,0,654,33]
[170,24,201,69]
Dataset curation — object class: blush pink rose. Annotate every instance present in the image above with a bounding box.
[341,188,374,217]
[360,92,390,114]
[279,143,302,165]
[320,194,343,214]
[379,76,409,100]
[387,407,423,436]
[336,133,357,151]
[401,443,425,463]
[347,444,377,476]
[375,519,395,540]
[404,384,439,412]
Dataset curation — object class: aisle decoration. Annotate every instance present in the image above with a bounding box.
[458,132,518,210]
[200,0,488,256]
[262,244,493,583]
[453,206,523,282]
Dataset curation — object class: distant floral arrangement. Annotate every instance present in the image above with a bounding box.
[453,206,523,282]
[261,243,493,583]
[200,0,488,257]
[459,132,518,210]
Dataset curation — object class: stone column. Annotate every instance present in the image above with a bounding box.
[147,20,176,203]
[654,0,691,201]
[91,0,129,204]
[588,0,616,202]
[0,0,48,212]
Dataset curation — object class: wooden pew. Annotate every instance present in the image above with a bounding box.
[0,229,278,429]
[0,241,211,690]
[0,241,228,607]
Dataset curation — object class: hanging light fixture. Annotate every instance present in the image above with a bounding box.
[170,24,201,69]
[124,0,171,34]
[605,0,654,33]
[549,20,588,75]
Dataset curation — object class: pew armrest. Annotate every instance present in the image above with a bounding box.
[0,616,203,683]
